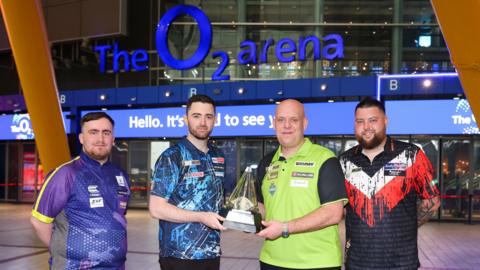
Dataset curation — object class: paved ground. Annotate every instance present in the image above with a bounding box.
[0,204,478,269]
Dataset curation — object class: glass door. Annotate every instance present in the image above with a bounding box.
[472,140,480,221]
[19,143,38,202]
[238,140,263,177]
[6,142,20,201]
[213,139,237,196]
[315,137,343,156]
[441,138,471,220]
[0,143,6,200]
[128,141,150,208]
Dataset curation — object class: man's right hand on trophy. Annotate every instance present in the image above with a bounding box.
[199,212,226,231]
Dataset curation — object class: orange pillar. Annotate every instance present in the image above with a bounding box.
[0,0,70,173]
[431,0,480,128]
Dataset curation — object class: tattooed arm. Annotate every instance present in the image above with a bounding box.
[417,196,440,227]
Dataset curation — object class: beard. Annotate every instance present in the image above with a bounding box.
[84,147,110,161]
[356,128,387,150]
[188,125,212,140]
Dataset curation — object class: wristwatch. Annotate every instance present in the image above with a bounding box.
[281,222,289,238]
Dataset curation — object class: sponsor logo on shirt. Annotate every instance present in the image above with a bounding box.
[268,171,278,180]
[212,157,225,164]
[290,179,309,188]
[87,185,100,195]
[384,163,407,176]
[291,171,314,178]
[268,165,280,172]
[295,161,315,167]
[185,171,205,178]
[269,182,276,196]
[116,175,126,187]
[89,197,104,208]
[352,167,362,173]
[183,160,201,166]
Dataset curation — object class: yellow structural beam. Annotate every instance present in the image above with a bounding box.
[431,0,480,129]
[0,0,70,173]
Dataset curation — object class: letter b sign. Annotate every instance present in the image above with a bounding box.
[389,79,398,91]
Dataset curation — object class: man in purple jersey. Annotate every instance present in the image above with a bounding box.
[31,112,130,269]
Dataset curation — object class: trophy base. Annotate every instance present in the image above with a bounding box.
[222,209,262,233]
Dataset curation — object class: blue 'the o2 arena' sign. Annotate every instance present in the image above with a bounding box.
[94,5,344,81]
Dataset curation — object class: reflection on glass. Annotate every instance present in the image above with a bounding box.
[212,139,237,196]
[129,141,149,207]
[473,141,480,220]
[0,143,5,200]
[441,139,470,220]
[7,143,19,201]
[316,138,342,156]
[239,140,262,177]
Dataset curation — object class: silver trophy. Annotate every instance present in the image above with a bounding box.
[222,165,262,233]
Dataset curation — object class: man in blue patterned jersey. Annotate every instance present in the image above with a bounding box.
[339,97,440,270]
[149,94,226,270]
[31,112,130,269]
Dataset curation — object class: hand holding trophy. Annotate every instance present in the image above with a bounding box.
[222,165,262,233]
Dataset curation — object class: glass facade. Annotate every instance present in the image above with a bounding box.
[0,0,453,94]
[1,135,480,221]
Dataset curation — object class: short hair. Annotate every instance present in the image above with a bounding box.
[80,112,115,129]
[355,97,386,114]
[186,94,216,113]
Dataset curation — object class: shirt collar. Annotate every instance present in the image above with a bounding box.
[180,136,215,155]
[80,151,111,168]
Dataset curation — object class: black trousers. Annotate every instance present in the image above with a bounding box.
[260,261,341,270]
[159,256,220,270]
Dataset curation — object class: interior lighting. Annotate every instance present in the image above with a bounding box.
[422,79,432,88]
[376,73,458,100]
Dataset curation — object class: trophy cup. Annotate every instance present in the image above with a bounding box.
[222,165,262,233]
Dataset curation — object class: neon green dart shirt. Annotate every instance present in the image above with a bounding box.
[256,138,347,269]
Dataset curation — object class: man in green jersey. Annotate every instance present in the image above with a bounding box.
[255,99,348,270]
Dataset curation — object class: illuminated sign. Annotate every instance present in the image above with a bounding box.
[0,113,71,140]
[83,99,478,138]
[83,102,356,137]
[376,73,458,100]
[387,99,478,135]
[95,5,344,81]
